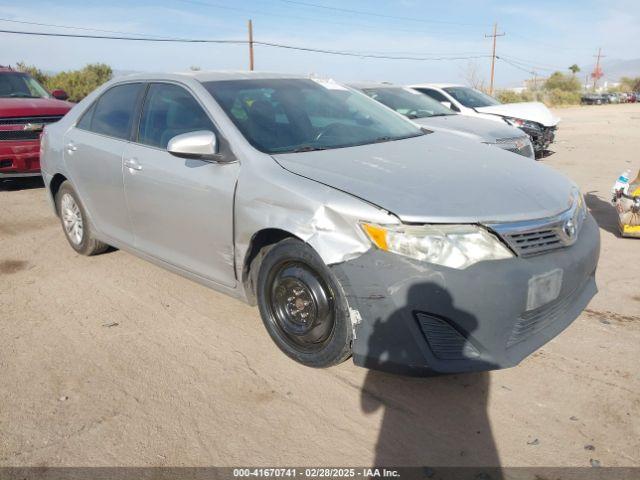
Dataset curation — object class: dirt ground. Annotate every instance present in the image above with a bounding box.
[1,104,639,468]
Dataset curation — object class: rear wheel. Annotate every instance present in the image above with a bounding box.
[56,181,109,256]
[256,238,353,368]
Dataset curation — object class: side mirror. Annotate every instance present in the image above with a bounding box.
[51,89,69,101]
[167,130,219,160]
[440,101,453,109]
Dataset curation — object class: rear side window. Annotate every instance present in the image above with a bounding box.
[137,83,214,149]
[414,88,460,112]
[76,102,96,130]
[88,83,143,140]
[415,88,448,103]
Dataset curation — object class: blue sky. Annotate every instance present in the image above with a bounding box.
[1,0,638,87]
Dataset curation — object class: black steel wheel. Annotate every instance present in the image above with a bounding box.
[256,238,353,367]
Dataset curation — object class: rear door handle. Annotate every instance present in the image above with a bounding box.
[66,142,77,153]
[124,158,142,171]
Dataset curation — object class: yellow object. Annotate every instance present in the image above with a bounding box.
[362,223,389,251]
[622,224,640,234]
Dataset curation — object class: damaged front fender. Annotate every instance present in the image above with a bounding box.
[234,153,398,302]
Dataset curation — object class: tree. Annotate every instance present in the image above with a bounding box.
[462,60,487,92]
[15,62,48,84]
[544,71,581,92]
[568,64,580,76]
[13,62,113,102]
[619,76,640,91]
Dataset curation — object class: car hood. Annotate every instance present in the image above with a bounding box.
[413,114,527,142]
[474,102,560,127]
[273,133,575,224]
[0,97,74,118]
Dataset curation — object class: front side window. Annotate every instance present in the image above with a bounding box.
[89,83,143,140]
[203,78,423,154]
[362,87,454,119]
[138,83,215,149]
[0,73,50,99]
[443,87,501,108]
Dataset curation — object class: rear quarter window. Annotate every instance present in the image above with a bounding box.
[83,83,144,140]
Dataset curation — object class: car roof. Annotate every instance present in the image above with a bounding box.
[347,81,398,90]
[408,83,463,89]
[113,70,307,83]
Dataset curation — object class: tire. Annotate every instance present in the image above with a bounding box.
[55,181,109,256]
[255,238,353,368]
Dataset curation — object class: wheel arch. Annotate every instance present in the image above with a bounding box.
[49,173,68,216]
[242,228,303,305]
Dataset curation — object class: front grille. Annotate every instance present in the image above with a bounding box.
[488,198,586,257]
[503,229,563,256]
[415,312,480,360]
[507,278,586,347]
[0,115,64,126]
[495,136,526,145]
[0,130,40,141]
[494,136,534,158]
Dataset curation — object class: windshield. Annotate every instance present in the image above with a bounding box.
[203,78,423,154]
[0,73,50,99]
[443,87,501,108]
[362,86,454,119]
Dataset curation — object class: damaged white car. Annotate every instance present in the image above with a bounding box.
[410,83,560,158]
[40,72,598,375]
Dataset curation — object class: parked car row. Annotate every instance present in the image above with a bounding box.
[581,92,640,105]
[38,71,599,376]
[2,66,563,184]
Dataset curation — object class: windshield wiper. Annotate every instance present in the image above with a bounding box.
[372,136,394,143]
[290,145,327,153]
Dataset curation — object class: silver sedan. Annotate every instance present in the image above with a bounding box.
[41,72,599,375]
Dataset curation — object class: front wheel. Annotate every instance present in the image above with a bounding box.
[256,238,353,368]
[55,181,109,256]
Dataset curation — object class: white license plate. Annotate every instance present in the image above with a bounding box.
[526,268,563,311]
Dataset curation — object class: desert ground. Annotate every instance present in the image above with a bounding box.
[1,103,639,468]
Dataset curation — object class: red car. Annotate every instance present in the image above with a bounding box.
[0,66,73,179]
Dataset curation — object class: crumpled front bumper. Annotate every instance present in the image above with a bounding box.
[0,139,41,178]
[331,214,600,376]
[523,125,556,155]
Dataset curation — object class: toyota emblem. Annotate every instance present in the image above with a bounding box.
[563,219,576,239]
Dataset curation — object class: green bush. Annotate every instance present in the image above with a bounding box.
[543,89,581,107]
[15,63,113,102]
[496,90,533,103]
[543,72,581,92]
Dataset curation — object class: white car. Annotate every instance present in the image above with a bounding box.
[409,83,560,158]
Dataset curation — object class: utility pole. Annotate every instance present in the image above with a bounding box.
[248,19,254,71]
[485,22,505,96]
[591,47,605,92]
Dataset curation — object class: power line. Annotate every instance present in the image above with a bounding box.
[276,0,487,27]
[497,56,536,75]
[0,28,493,62]
[0,18,489,59]
[0,17,181,39]
[170,0,471,36]
[498,54,564,72]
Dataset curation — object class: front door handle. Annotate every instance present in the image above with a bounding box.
[124,158,142,171]
[66,142,77,154]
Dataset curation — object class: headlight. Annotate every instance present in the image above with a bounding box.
[503,117,541,131]
[361,223,513,269]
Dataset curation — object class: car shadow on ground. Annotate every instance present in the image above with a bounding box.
[0,177,44,191]
[585,191,620,237]
[358,283,502,477]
